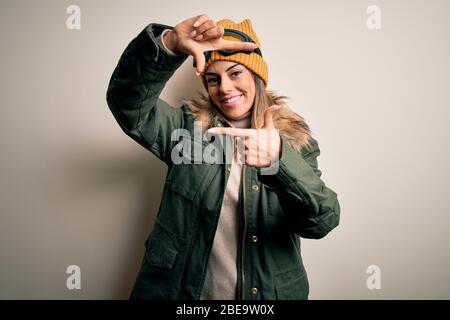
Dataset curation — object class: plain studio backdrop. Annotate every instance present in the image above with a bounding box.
[0,0,449,299]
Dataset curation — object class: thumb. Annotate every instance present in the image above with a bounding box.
[263,105,280,129]
[193,51,205,75]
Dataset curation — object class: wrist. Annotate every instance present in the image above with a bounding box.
[162,29,181,55]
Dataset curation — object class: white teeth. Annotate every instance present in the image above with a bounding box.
[224,95,242,103]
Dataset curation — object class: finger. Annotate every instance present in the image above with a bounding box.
[237,141,246,165]
[192,20,215,39]
[246,142,259,166]
[238,151,245,165]
[248,155,261,168]
[245,148,250,164]
[207,127,253,137]
[237,134,252,150]
[263,105,281,129]
[193,51,206,74]
[192,14,210,28]
[215,39,258,52]
[246,131,259,152]
[194,19,216,36]
[234,136,245,163]
[193,33,203,41]
[196,26,224,41]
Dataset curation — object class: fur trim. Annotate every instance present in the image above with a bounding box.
[183,91,313,152]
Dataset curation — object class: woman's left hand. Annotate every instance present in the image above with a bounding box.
[207,105,282,168]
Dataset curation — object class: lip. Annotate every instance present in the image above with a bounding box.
[222,94,243,107]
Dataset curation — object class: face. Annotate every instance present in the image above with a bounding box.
[204,61,256,121]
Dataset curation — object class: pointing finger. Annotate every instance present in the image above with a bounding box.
[207,127,253,137]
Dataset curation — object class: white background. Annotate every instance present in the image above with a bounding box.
[0,0,449,299]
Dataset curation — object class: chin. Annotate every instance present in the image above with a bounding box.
[224,112,245,121]
[222,107,252,120]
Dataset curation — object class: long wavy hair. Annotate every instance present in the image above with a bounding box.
[183,72,313,152]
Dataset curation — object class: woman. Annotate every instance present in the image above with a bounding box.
[106,14,340,300]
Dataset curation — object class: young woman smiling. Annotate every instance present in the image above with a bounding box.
[107,14,340,300]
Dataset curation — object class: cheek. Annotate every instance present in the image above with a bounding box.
[245,86,256,105]
[242,76,255,102]
[207,88,219,102]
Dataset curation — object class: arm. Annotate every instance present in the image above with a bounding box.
[106,23,189,163]
[107,16,260,162]
[258,138,341,239]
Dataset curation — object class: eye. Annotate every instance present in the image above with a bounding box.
[206,78,218,85]
[231,71,242,78]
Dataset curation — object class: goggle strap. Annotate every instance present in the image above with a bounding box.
[192,28,262,68]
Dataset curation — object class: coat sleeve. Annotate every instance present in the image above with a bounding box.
[257,137,341,239]
[106,23,189,164]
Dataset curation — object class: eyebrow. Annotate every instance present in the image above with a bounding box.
[204,63,241,76]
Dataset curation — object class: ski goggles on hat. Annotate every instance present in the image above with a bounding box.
[193,28,263,68]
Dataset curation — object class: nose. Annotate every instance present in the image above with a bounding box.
[219,76,233,94]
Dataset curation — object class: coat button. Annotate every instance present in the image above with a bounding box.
[251,235,258,243]
[252,184,259,192]
[251,287,258,295]
[227,165,231,172]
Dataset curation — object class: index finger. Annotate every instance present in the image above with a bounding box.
[207,127,252,137]
[215,39,258,52]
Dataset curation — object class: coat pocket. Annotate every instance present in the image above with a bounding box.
[131,223,180,299]
[145,223,178,269]
[274,267,309,300]
[166,163,213,201]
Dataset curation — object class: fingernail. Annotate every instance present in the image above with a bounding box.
[190,30,197,37]
[195,34,203,40]
[195,71,200,76]
[207,128,217,134]
[193,21,200,27]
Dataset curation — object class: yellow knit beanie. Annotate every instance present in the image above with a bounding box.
[201,19,269,87]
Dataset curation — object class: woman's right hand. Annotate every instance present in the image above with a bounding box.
[163,14,258,74]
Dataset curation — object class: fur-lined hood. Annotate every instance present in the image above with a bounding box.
[183,91,314,152]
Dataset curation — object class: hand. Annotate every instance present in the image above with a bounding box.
[164,14,258,74]
[207,106,282,168]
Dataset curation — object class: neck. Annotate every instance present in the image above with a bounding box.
[226,110,252,129]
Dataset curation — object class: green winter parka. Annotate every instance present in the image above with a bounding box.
[106,23,340,300]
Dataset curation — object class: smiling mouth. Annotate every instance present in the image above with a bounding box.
[222,95,243,106]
